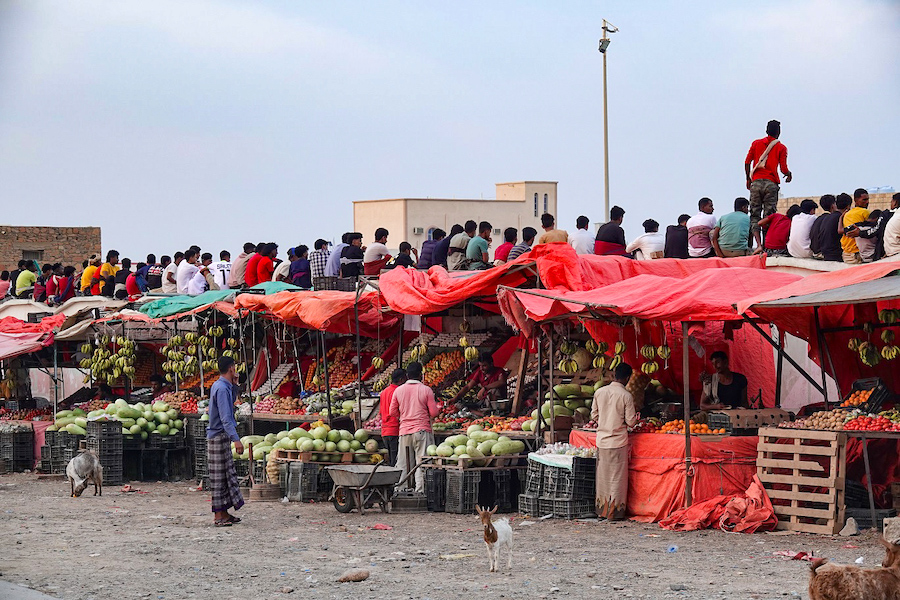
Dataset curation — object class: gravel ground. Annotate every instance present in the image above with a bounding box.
[0,474,889,600]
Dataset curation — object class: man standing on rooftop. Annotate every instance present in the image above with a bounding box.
[745,120,792,250]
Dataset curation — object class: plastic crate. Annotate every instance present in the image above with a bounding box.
[57,432,84,450]
[518,493,539,515]
[524,460,544,495]
[313,276,356,292]
[545,466,594,500]
[846,507,896,530]
[706,413,734,435]
[488,469,518,513]
[285,462,326,501]
[552,498,595,520]
[86,420,122,440]
[445,470,481,514]
[123,435,143,450]
[234,458,250,478]
[187,418,208,439]
[845,378,889,413]
[44,430,58,447]
[537,496,555,517]
[425,468,447,512]
[148,431,185,449]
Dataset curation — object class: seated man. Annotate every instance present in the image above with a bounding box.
[450,352,508,410]
[699,351,748,410]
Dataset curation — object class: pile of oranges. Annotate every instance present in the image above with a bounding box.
[659,419,728,435]
[840,388,873,408]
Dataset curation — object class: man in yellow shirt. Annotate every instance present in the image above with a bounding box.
[840,189,870,264]
[93,251,120,296]
[80,255,102,294]
[536,213,569,245]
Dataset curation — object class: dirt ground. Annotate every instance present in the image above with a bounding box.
[0,473,890,600]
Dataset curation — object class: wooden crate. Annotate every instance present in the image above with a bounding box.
[757,427,847,535]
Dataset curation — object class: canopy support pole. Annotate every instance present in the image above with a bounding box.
[548,332,556,442]
[292,327,303,395]
[682,322,693,508]
[321,330,332,427]
[535,332,543,441]
[52,343,58,420]
[774,328,785,408]
[741,316,825,396]
[815,307,838,406]
[354,278,363,406]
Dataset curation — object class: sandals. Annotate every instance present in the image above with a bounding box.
[226,515,242,524]
[214,519,232,527]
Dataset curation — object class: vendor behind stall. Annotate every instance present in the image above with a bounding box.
[591,362,638,521]
[150,374,172,398]
[450,352,508,411]
[699,351,748,410]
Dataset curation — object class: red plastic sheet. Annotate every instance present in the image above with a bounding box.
[569,430,759,522]
[738,262,900,394]
[0,315,63,360]
[0,314,65,334]
[234,291,400,337]
[659,475,777,533]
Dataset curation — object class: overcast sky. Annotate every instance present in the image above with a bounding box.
[1,0,898,263]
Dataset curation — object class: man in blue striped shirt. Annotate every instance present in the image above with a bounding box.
[207,357,244,527]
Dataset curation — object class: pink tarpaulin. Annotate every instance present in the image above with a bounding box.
[234,290,400,337]
[0,314,63,360]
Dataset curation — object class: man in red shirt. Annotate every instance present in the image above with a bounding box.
[493,228,517,264]
[255,243,277,284]
[744,120,793,250]
[379,368,406,465]
[390,361,440,493]
[243,244,264,287]
[450,352,508,412]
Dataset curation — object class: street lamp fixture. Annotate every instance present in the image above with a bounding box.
[599,19,618,221]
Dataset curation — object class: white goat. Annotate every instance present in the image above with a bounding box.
[477,505,513,572]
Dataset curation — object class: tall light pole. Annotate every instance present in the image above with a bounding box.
[599,20,618,221]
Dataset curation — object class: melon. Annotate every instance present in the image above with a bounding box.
[324,441,337,452]
[337,440,351,452]
[353,429,369,443]
[426,444,438,456]
[436,444,454,457]
[364,439,379,453]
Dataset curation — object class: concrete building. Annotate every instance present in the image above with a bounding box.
[778,191,896,214]
[353,181,558,253]
[0,225,101,271]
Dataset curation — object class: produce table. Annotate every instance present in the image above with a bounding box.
[569,428,759,522]
[2,420,52,469]
[250,413,319,424]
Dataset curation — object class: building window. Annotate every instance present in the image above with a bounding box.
[544,194,548,213]
[22,250,44,262]
[534,193,538,217]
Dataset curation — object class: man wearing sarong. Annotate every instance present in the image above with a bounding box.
[590,362,637,521]
[207,356,244,527]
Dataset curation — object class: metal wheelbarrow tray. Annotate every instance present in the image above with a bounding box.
[325,463,404,514]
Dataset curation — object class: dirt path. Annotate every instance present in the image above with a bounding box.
[0,474,887,600]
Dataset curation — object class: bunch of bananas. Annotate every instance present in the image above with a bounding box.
[878,309,900,324]
[371,356,385,370]
[208,325,225,337]
[882,329,895,344]
[614,341,627,355]
[640,361,660,374]
[657,345,671,360]
[640,345,657,360]
[863,322,875,335]
[458,336,470,348]
[858,341,881,367]
[557,358,579,374]
[608,355,623,370]
[459,320,472,333]
[559,340,578,356]
[592,355,606,369]
[80,335,137,385]
[881,345,899,361]
[584,339,609,356]
[464,346,479,362]
[409,343,428,361]
[848,338,862,352]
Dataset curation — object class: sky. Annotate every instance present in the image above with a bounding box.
[0,0,898,262]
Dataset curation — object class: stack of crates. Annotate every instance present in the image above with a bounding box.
[190,419,209,484]
[517,459,544,515]
[285,462,331,502]
[0,428,34,472]
[445,470,482,514]
[425,468,447,512]
[539,457,596,519]
[86,421,123,485]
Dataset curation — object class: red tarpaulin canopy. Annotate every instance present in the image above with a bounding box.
[0,314,64,360]
[378,243,768,315]
[738,262,900,394]
[233,290,400,337]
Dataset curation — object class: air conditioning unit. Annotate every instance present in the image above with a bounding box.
[412,227,424,235]
[493,228,501,235]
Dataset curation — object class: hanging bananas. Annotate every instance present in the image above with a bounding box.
[640,345,657,360]
[878,309,899,324]
[859,342,881,367]
[592,355,606,370]
[848,338,862,352]
[372,357,385,370]
[882,329,895,344]
[608,355,622,370]
[585,340,599,355]
[459,320,472,333]
[657,345,671,360]
[559,340,578,356]
[458,336,470,348]
[640,361,660,375]
[614,341,626,355]
[464,346,479,362]
[881,345,899,361]
[556,358,579,374]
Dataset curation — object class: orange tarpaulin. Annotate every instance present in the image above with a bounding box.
[659,475,777,533]
[569,429,759,523]
[233,290,400,337]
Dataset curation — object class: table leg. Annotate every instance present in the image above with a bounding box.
[862,436,877,532]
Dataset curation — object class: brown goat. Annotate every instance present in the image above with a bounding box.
[808,537,900,600]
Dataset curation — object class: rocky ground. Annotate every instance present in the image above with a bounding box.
[0,473,889,600]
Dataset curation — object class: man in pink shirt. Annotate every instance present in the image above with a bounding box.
[389,361,440,493]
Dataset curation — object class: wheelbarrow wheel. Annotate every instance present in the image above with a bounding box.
[332,487,355,513]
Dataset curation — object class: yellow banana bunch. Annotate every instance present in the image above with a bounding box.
[372,357,385,370]
[560,340,578,356]
[657,345,671,360]
[459,336,470,348]
[585,340,599,355]
[859,342,880,367]
[557,358,579,374]
[614,341,626,355]
[640,345,657,360]
[881,345,899,361]
[882,329,895,344]
[878,309,899,324]
[848,338,862,352]
[608,355,622,370]
[592,355,606,370]
[464,346,479,361]
[640,361,660,375]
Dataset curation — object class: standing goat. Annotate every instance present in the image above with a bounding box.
[808,537,900,600]
[66,450,103,498]
[477,505,513,572]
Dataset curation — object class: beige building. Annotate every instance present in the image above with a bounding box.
[353,181,558,253]
[777,191,896,214]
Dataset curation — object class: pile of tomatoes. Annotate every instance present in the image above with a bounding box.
[842,415,900,432]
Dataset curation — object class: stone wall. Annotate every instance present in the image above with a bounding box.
[0,225,101,271]
[778,192,896,214]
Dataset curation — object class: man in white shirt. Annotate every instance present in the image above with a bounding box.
[447,221,475,271]
[626,219,665,260]
[363,228,390,263]
[883,207,900,259]
[686,198,717,258]
[590,363,637,520]
[161,252,183,294]
[272,248,294,282]
[786,199,819,258]
[209,251,232,289]
[187,253,219,295]
[175,249,200,295]
[568,215,595,255]
[325,233,349,277]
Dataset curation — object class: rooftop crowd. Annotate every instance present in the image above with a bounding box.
[2,122,897,304]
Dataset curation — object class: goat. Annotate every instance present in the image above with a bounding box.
[808,536,900,600]
[66,450,103,498]
[476,505,513,572]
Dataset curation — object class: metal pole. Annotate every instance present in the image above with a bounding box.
[602,28,610,222]
[861,435,878,532]
[53,343,58,419]
[321,331,333,427]
[354,280,363,404]
[682,322,693,507]
[548,332,556,442]
[774,328,785,408]
[814,307,836,408]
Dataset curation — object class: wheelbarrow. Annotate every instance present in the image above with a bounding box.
[325,462,404,515]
